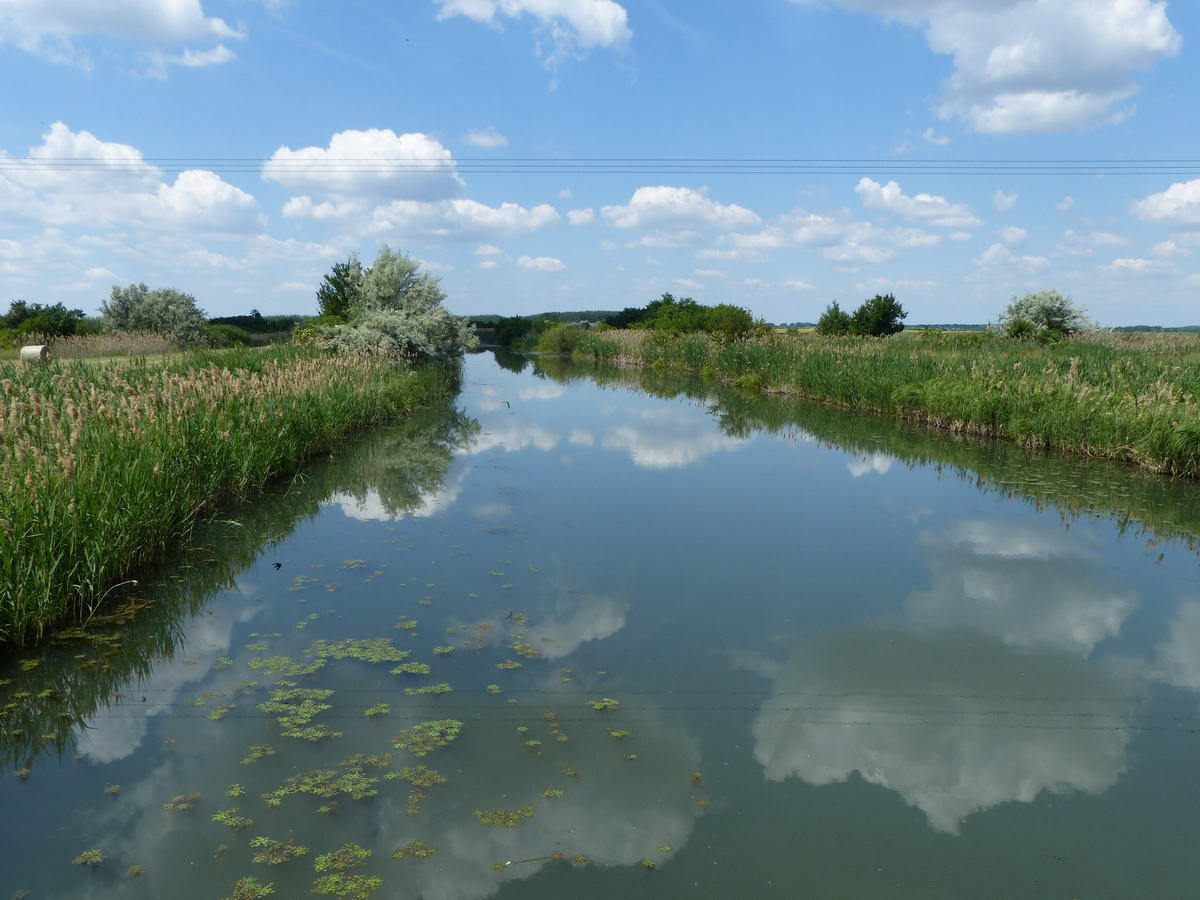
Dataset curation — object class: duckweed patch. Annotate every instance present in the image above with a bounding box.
[486,684,503,694]
[249,837,310,865]
[248,656,324,678]
[392,719,462,756]
[474,806,534,827]
[126,865,145,877]
[390,662,431,676]
[226,784,245,797]
[309,639,408,664]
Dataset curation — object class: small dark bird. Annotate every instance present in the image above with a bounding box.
[273,562,282,570]
[503,401,510,408]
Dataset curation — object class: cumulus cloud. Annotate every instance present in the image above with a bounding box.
[1057,228,1129,256]
[463,125,509,148]
[855,178,981,227]
[434,0,631,70]
[973,242,1049,273]
[144,42,235,77]
[263,128,465,201]
[922,127,950,146]
[791,0,1181,133]
[998,226,1027,246]
[1057,196,1076,212]
[1133,179,1200,225]
[1102,257,1167,274]
[566,207,595,225]
[602,186,759,231]
[823,241,895,265]
[360,198,560,242]
[517,254,566,271]
[0,0,242,68]
[992,189,1018,212]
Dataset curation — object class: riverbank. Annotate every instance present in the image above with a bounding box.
[0,345,460,644]
[572,329,1200,478]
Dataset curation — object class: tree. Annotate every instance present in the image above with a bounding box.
[814,301,852,336]
[706,303,759,344]
[997,289,1092,336]
[1,300,86,337]
[101,284,207,344]
[358,246,445,312]
[850,294,906,337]
[316,254,363,319]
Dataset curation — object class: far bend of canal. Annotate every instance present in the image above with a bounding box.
[5,349,1200,899]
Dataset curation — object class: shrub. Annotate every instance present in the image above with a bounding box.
[102,284,207,344]
[205,324,257,348]
[850,294,906,337]
[997,289,1092,336]
[707,303,759,345]
[815,301,852,336]
[315,307,476,363]
[536,324,585,354]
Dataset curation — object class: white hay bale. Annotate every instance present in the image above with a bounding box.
[19,345,50,363]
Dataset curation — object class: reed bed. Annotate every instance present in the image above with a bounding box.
[575,329,1200,477]
[0,345,456,643]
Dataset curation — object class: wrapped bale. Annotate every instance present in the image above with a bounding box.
[19,345,50,364]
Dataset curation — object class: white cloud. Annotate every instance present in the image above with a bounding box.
[1151,234,1200,259]
[823,242,895,265]
[83,266,114,280]
[783,279,815,290]
[263,128,464,201]
[602,186,759,232]
[1057,196,1076,212]
[475,242,502,257]
[847,452,894,477]
[921,127,950,146]
[463,125,508,148]
[949,231,973,241]
[992,189,1018,212]
[998,226,1027,246]
[855,178,981,227]
[355,198,559,241]
[1057,228,1129,256]
[694,268,724,278]
[973,242,1049,273]
[478,258,499,269]
[1102,257,1167,274]
[792,0,1180,133]
[558,187,573,199]
[1133,179,1200,225]
[274,280,310,292]
[280,196,361,220]
[145,41,235,77]
[566,207,595,226]
[675,277,703,291]
[434,0,631,69]
[517,254,566,272]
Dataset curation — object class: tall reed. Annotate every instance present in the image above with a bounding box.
[583,330,1200,477]
[0,345,456,643]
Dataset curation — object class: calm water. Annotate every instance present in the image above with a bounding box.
[4,350,1200,898]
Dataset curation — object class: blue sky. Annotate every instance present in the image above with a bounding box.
[1,0,1199,324]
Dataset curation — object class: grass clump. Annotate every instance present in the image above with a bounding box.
[0,347,459,643]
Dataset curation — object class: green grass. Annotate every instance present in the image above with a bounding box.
[575,329,1200,477]
[0,345,459,644]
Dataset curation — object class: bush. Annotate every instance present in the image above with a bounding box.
[815,301,852,336]
[536,324,585,354]
[997,289,1092,336]
[204,324,257,348]
[850,294,906,337]
[315,307,476,363]
[1005,317,1038,340]
[293,315,344,345]
[102,284,207,344]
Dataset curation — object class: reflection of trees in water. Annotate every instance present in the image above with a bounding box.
[537,357,1200,555]
[489,348,530,374]
[0,384,477,769]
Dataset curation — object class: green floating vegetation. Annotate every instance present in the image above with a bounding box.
[364,703,390,718]
[432,646,453,655]
[624,754,639,761]
[309,638,408,663]
[574,854,589,865]
[485,684,503,695]
[658,845,673,853]
[104,784,121,795]
[226,784,245,798]
[241,744,275,765]
[207,704,234,721]
[640,859,656,870]
[608,729,631,740]
[212,808,254,831]
[224,875,275,899]
[475,806,535,827]
[127,865,145,877]
[404,682,453,696]
[258,687,341,741]
[391,662,431,676]
[248,656,325,678]
[510,641,540,659]
[496,660,522,670]
[162,792,201,811]
[72,849,104,865]
[314,843,372,872]
[398,765,448,789]
[263,767,380,806]
[395,619,418,631]
[393,841,438,860]
[250,836,310,865]
[312,874,382,898]
[340,560,366,569]
[542,789,565,799]
[392,719,462,756]
[588,698,620,711]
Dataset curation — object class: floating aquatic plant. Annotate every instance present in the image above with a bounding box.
[250,836,310,865]
[496,660,522,670]
[248,656,324,678]
[224,876,274,899]
[433,646,453,655]
[658,845,673,853]
[392,720,462,756]
[340,560,366,569]
[245,643,269,652]
[364,703,390,718]
[311,874,382,898]
[474,806,534,827]
[404,683,453,696]
[105,784,121,795]
[608,730,631,740]
[486,684,503,695]
[574,854,588,865]
[314,843,371,872]
[241,745,275,765]
[395,619,418,631]
[226,784,245,798]
[339,754,392,772]
[392,841,438,860]
[390,662,431,676]
[510,642,540,659]
[542,789,565,799]
[309,639,408,663]
[72,849,104,865]
[162,793,201,811]
[624,754,638,761]
[207,704,235,721]
[588,698,620,711]
[17,659,41,672]
[127,865,145,877]
[640,859,656,870]
[264,768,380,804]
[212,808,254,831]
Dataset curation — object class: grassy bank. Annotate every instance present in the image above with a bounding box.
[571,329,1200,477]
[0,345,459,644]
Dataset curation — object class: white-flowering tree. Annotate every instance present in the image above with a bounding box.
[312,246,477,362]
[995,290,1095,337]
[101,284,207,344]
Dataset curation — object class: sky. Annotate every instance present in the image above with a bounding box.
[1,0,1199,325]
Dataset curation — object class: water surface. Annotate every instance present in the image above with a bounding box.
[4,350,1200,898]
